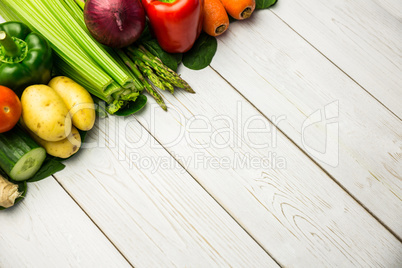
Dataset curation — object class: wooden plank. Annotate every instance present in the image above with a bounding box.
[54,117,278,267]
[0,15,128,267]
[271,0,402,117]
[132,66,402,267]
[210,9,402,238]
[0,178,130,267]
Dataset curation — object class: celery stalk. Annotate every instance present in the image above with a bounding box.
[74,0,86,11]
[48,0,134,89]
[114,50,144,92]
[53,57,116,103]
[62,0,145,93]
[0,0,147,114]
[0,0,114,93]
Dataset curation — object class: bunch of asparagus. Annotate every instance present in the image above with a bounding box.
[117,45,194,111]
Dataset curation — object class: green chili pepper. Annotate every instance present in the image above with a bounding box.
[0,22,53,96]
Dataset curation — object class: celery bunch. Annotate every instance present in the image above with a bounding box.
[0,0,141,114]
[0,0,195,113]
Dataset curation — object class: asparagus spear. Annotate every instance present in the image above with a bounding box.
[127,46,195,93]
[136,72,167,112]
[128,52,166,91]
[139,45,194,93]
[145,83,168,111]
[113,49,144,92]
[161,79,175,94]
[118,50,167,111]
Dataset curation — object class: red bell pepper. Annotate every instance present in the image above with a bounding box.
[141,0,204,53]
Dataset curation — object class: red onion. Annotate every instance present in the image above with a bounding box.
[84,0,146,48]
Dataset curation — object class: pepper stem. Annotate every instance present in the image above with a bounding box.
[0,31,20,57]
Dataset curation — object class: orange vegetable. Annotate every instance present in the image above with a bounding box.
[202,0,229,37]
[219,0,256,20]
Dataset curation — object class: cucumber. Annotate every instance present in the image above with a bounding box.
[0,125,46,181]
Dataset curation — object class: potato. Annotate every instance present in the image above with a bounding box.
[28,126,81,159]
[48,76,95,131]
[21,85,72,142]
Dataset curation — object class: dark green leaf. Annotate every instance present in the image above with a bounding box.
[256,0,278,9]
[15,181,27,207]
[141,39,182,72]
[92,97,109,118]
[182,33,217,70]
[114,94,147,116]
[138,21,153,42]
[172,53,183,67]
[27,157,65,183]
[78,129,87,143]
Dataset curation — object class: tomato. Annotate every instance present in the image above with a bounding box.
[0,86,22,133]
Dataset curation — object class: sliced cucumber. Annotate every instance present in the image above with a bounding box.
[0,125,46,181]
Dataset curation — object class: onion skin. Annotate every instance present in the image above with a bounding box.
[84,0,146,48]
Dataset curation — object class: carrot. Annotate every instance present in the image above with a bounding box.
[219,0,256,20]
[202,0,229,37]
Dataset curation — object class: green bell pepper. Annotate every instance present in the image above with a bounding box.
[0,21,53,96]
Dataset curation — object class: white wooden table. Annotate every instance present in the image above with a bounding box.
[1,0,401,267]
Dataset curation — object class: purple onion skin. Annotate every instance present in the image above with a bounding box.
[84,0,146,48]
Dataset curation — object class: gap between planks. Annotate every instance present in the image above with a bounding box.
[51,174,135,268]
[134,116,284,268]
[50,62,399,265]
[51,120,283,267]
[44,6,402,263]
[209,65,402,243]
[51,53,401,265]
[268,9,402,122]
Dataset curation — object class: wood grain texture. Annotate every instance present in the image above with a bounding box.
[271,0,402,117]
[1,5,401,267]
[0,178,130,268]
[54,116,278,267]
[132,66,402,267]
[210,9,402,238]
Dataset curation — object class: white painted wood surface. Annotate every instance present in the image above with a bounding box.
[133,67,402,267]
[0,178,131,267]
[1,1,402,267]
[211,9,402,238]
[272,0,402,118]
[53,117,278,267]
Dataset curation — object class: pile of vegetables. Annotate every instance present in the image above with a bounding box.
[0,0,277,209]
[0,0,276,113]
[0,78,91,209]
[0,0,196,114]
